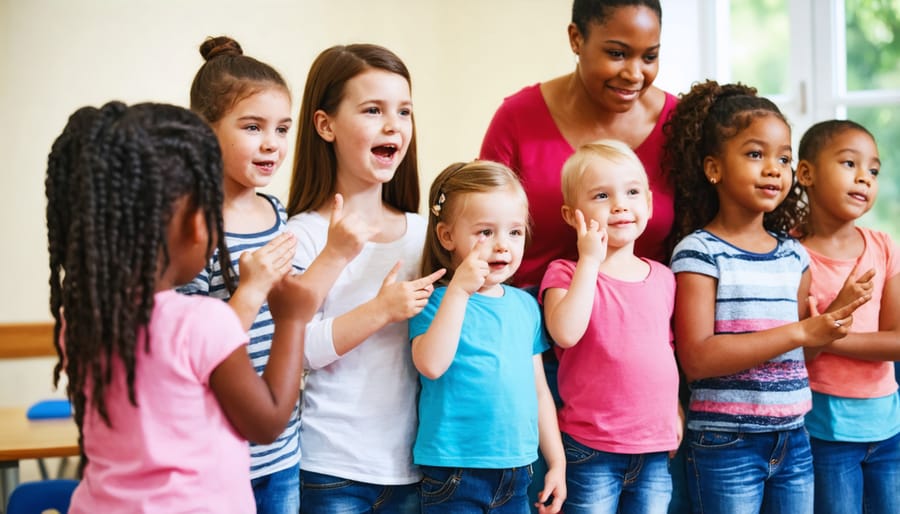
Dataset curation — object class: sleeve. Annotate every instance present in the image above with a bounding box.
[670,233,719,279]
[271,195,306,274]
[538,259,576,304]
[409,287,445,341]
[188,297,248,384]
[479,96,518,169]
[873,229,900,280]
[523,292,550,355]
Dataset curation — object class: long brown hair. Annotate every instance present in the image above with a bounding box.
[286,44,420,216]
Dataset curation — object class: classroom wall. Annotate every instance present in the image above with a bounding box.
[0,0,702,406]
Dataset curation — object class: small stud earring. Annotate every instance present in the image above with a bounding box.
[574,53,580,64]
[709,177,717,185]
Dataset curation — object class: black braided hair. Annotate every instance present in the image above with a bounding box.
[45,102,234,471]
[663,80,800,252]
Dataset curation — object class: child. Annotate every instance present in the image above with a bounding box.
[179,36,306,513]
[410,160,566,514]
[45,102,314,512]
[285,43,445,514]
[540,140,679,514]
[793,120,900,514]
[664,81,870,514]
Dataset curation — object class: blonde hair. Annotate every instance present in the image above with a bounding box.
[422,160,529,285]
[560,139,648,205]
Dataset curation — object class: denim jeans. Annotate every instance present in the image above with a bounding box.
[562,433,672,514]
[420,465,533,514]
[252,464,301,514]
[299,470,419,514]
[685,428,813,514]
[810,431,900,514]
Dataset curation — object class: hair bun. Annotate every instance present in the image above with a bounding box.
[199,36,243,61]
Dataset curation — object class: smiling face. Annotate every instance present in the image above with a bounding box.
[799,128,880,223]
[569,5,661,112]
[705,114,793,216]
[315,68,413,192]
[437,188,528,293]
[211,87,292,191]
[564,155,652,251]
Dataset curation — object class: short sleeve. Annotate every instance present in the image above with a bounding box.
[538,259,577,304]
[187,298,248,384]
[409,287,445,342]
[670,232,719,279]
[523,292,550,355]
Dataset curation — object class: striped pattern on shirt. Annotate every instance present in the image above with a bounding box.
[179,194,303,479]
[671,230,812,433]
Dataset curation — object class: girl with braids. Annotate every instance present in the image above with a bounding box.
[665,81,870,514]
[792,120,900,514]
[46,102,314,513]
[285,44,445,513]
[410,161,566,514]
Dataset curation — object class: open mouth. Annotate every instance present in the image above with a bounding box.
[849,192,868,202]
[254,160,276,172]
[488,261,509,269]
[372,144,398,160]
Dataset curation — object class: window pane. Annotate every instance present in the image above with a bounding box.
[729,0,790,96]
[845,0,900,91]
[849,105,900,240]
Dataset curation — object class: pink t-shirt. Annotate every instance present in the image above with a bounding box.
[539,258,680,453]
[480,84,677,287]
[69,290,253,514]
[805,227,900,398]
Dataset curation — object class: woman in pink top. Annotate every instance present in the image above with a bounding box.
[480,0,676,288]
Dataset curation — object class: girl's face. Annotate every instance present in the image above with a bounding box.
[437,189,528,293]
[315,69,413,191]
[800,129,880,222]
[563,156,652,251]
[211,87,292,191]
[705,114,793,215]
[569,5,661,113]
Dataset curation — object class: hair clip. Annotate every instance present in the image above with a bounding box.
[431,192,446,217]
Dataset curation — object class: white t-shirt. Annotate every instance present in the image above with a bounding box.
[286,210,426,484]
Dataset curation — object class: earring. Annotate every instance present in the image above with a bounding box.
[574,53,580,64]
[709,177,717,185]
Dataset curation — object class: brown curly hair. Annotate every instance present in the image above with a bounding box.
[663,80,801,252]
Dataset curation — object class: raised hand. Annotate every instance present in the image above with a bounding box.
[574,209,607,264]
[448,237,490,295]
[323,193,376,263]
[375,261,447,323]
[801,292,870,347]
[826,261,875,314]
[268,273,318,324]
[238,231,296,297]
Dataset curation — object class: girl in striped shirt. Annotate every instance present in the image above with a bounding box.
[665,81,869,514]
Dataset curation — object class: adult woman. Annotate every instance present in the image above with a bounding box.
[480,0,675,287]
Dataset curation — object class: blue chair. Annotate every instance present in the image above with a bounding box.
[6,479,79,514]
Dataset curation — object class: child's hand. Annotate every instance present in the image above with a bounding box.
[574,209,607,264]
[267,273,317,324]
[448,237,490,295]
[801,293,870,347]
[375,261,446,323]
[238,232,296,299]
[826,262,875,314]
[535,464,566,514]
[322,193,376,263]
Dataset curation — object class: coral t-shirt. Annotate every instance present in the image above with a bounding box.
[69,290,253,514]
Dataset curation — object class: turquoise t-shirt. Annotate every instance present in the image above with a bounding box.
[805,391,900,442]
[409,285,549,468]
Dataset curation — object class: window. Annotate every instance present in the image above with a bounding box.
[702,0,900,238]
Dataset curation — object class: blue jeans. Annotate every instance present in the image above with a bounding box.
[562,433,672,514]
[686,428,813,514]
[252,464,301,514]
[420,465,533,514]
[299,470,418,514]
[810,431,900,514]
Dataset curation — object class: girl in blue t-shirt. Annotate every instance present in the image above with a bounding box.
[665,80,869,514]
[410,160,566,514]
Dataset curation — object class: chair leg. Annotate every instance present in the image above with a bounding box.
[36,459,49,480]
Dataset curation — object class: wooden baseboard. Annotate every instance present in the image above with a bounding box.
[0,323,57,359]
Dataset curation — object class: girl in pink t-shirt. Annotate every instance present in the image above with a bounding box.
[540,140,680,514]
[46,102,316,513]
[793,119,900,514]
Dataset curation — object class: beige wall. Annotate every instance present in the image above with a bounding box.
[0,0,701,406]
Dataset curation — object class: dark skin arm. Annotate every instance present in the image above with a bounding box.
[210,273,316,444]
